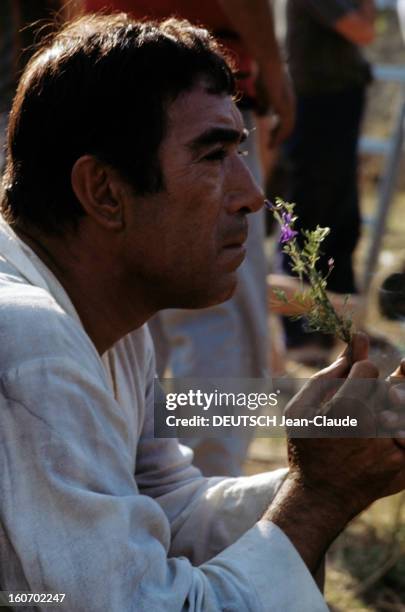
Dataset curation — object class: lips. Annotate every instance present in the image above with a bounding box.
[220,233,247,271]
[223,233,248,249]
[222,226,248,250]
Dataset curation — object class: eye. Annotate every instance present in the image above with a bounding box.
[203,147,249,162]
[203,148,227,162]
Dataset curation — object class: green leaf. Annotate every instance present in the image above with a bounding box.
[273,288,288,303]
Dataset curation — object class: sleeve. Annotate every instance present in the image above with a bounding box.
[135,377,290,565]
[303,0,358,27]
[0,357,327,612]
[136,327,290,564]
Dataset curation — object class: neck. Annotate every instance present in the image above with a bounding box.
[14,223,155,355]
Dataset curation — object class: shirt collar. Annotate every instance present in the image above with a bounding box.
[0,214,82,325]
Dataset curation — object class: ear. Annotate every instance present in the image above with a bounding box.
[71,155,126,231]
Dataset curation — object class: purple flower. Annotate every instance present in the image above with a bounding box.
[280,212,298,243]
[280,226,298,243]
[328,258,335,268]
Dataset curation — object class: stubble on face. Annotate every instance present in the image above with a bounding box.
[122,80,261,311]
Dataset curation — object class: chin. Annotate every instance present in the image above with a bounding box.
[200,278,237,308]
[213,285,237,305]
[164,274,238,310]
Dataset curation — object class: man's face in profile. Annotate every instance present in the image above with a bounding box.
[121,80,263,310]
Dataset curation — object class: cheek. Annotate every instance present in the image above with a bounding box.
[191,168,226,218]
[153,164,228,265]
[181,163,224,204]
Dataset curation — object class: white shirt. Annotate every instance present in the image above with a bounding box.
[0,217,328,611]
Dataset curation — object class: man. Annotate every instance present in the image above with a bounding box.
[0,15,404,610]
[82,0,296,477]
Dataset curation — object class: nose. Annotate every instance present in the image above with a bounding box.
[226,154,264,215]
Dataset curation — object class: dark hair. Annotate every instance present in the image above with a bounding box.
[1,14,235,233]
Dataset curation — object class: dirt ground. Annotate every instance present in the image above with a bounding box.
[245,8,405,611]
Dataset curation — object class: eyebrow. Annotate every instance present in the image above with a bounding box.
[188,127,249,152]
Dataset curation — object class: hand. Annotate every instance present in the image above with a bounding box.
[264,334,405,574]
[286,333,405,518]
[264,333,405,574]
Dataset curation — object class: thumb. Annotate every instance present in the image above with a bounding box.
[285,355,349,419]
[324,359,380,435]
[338,331,369,363]
[330,359,379,404]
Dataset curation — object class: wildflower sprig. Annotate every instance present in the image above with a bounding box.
[266,198,353,344]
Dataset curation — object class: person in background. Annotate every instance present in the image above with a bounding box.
[278,0,375,366]
[82,0,295,477]
[398,0,405,39]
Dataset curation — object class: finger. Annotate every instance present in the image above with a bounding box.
[388,382,405,407]
[285,355,349,419]
[379,410,405,431]
[351,332,370,363]
[338,331,369,363]
[346,359,379,380]
[285,352,378,422]
[324,360,379,434]
[331,359,379,405]
[316,357,378,406]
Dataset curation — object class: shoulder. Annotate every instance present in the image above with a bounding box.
[0,272,101,376]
